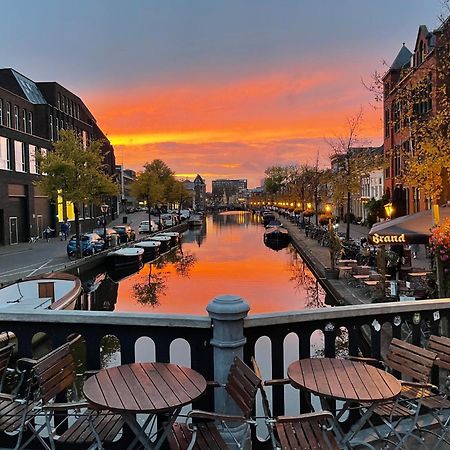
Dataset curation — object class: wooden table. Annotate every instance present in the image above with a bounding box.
[288,358,401,445]
[84,362,207,449]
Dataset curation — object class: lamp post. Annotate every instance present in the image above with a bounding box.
[100,204,109,245]
[384,202,394,220]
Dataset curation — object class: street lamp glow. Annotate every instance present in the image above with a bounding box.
[306,202,312,210]
[384,202,394,220]
[325,204,332,214]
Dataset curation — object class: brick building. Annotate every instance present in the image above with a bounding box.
[383,20,449,217]
[0,68,115,245]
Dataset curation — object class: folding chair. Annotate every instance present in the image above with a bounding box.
[167,356,261,450]
[251,357,355,450]
[22,335,123,450]
[351,338,438,449]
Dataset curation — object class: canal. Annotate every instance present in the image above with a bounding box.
[81,211,326,315]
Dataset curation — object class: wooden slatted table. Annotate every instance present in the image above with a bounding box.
[83,362,207,449]
[288,358,401,446]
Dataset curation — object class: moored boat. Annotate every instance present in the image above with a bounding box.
[157,232,180,247]
[187,214,203,228]
[262,212,276,226]
[147,235,172,253]
[134,240,161,261]
[107,247,144,270]
[263,226,290,251]
[0,273,83,310]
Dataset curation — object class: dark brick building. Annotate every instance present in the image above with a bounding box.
[0,68,115,245]
[383,21,450,217]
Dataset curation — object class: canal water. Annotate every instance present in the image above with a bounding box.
[81,211,325,315]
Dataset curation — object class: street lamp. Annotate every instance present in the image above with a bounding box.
[100,204,109,245]
[325,203,332,216]
[384,203,394,220]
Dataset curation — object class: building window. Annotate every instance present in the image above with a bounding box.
[55,117,59,140]
[6,102,11,128]
[28,111,33,135]
[413,187,420,213]
[393,147,401,177]
[0,99,3,126]
[384,109,390,138]
[13,106,18,130]
[39,148,47,175]
[15,141,26,172]
[0,137,11,170]
[29,144,37,174]
[21,109,26,132]
[49,115,54,141]
[58,93,61,110]
[61,96,65,113]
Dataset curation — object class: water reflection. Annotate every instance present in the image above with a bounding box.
[78,212,326,315]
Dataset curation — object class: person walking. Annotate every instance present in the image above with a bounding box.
[43,226,54,243]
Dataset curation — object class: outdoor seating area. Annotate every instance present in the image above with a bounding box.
[2,334,450,448]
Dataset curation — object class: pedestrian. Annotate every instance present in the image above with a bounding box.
[410,243,419,259]
[43,226,54,243]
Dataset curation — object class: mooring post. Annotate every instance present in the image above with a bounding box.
[207,294,250,448]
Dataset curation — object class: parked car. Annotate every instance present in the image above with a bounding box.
[66,233,105,257]
[160,214,177,228]
[113,225,136,243]
[179,209,191,220]
[138,220,158,233]
[93,227,119,244]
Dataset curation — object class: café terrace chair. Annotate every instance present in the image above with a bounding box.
[19,335,123,450]
[350,338,439,448]
[250,357,366,450]
[167,356,261,450]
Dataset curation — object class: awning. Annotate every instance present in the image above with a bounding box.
[368,205,450,245]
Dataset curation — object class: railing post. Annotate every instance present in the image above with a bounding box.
[207,294,250,449]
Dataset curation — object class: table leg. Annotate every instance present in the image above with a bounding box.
[123,412,153,450]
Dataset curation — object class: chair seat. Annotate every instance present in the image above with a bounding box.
[0,399,35,433]
[276,418,341,450]
[58,411,123,444]
[168,422,228,450]
[372,400,416,418]
[401,385,450,410]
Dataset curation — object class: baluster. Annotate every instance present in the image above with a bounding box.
[370,321,381,360]
[271,333,285,417]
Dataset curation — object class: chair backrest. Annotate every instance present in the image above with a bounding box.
[385,338,436,383]
[0,343,15,379]
[225,356,261,418]
[32,340,77,404]
[427,335,450,370]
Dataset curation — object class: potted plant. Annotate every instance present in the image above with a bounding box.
[325,221,342,279]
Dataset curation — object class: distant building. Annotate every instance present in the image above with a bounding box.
[0,68,115,245]
[211,179,247,204]
[383,21,450,217]
[116,165,137,213]
[181,174,206,210]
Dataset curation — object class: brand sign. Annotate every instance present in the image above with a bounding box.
[372,233,406,244]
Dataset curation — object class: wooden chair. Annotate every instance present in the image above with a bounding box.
[251,357,346,450]
[352,338,438,448]
[167,356,261,450]
[23,335,123,450]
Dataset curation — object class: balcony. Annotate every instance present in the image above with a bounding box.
[1,297,450,448]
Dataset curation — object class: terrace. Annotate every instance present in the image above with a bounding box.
[1,295,450,448]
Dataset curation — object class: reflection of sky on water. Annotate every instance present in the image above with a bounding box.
[98,212,325,315]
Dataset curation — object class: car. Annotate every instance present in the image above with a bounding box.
[160,214,177,228]
[112,225,136,243]
[93,227,119,241]
[179,209,191,220]
[66,233,105,257]
[138,220,158,233]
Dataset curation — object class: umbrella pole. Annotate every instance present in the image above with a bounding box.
[432,205,446,298]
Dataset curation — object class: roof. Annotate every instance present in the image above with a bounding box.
[11,69,47,104]
[194,174,205,184]
[390,44,413,70]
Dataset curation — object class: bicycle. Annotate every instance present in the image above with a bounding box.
[29,236,39,244]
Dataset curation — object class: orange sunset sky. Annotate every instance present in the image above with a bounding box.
[2,0,445,187]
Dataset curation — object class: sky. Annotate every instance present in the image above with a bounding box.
[0,0,445,188]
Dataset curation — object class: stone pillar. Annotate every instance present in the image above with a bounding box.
[206,294,250,448]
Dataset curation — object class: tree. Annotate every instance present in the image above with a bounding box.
[131,159,176,228]
[327,109,384,240]
[36,129,117,254]
[264,165,297,194]
[167,180,192,217]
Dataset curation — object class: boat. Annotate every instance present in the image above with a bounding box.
[188,214,203,228]
[263,226,291,251]
[107,247,144,270]
[0,273,83,311]
[157,232,180,247]
[262,212,276,226]
[147,235,172,253]
[133,240,161,261]
[265,219,282,229]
